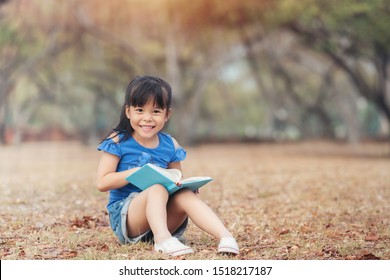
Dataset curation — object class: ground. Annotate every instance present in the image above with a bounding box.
[1,141,389,260]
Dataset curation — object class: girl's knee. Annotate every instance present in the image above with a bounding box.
[170,189,197,205]
[174,188,195,197]
[146,184,169,198]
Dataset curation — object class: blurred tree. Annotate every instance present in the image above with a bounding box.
[0,0,76,143]
[168,0,277,140]
[208,0,385,142]
[70,0,247,144]
[273,57,336,138]
[279,0,390,134]
[1,0,389,145]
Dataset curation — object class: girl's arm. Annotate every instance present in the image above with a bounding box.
[169,137,198,194]
[168,137,191,188]
[168,137,184,174]
[168,160,182,172]
[96,152,139,192]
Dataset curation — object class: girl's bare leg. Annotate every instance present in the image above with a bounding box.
[126,184,172,243]
[127,186,232,244]
[167,189,232,240]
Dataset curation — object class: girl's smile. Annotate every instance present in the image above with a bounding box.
[139,125,157,135]
[140,125,155,131]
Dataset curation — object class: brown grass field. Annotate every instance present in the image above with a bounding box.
[1,141,389,260]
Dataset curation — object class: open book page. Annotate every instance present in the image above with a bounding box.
[150,166,211,185]
[147,164,182,182]
[181,176,212,183]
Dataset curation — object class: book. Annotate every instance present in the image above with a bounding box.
[125,163,213,195]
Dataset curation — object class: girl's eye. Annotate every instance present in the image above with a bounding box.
[153,109,163,114]
[135,108,143,112]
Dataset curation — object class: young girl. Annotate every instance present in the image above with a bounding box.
[96,75,239,257]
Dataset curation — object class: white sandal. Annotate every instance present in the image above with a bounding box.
[154,237,194,257]
[218,237,239,255]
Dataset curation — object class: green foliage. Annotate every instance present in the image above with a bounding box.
[277,0,390,54]
[0,24,16,45]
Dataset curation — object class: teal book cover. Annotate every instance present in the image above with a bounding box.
[125,163,213,195]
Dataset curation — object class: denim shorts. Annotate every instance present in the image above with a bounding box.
[107,192,188,245]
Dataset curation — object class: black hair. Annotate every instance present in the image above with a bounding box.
[103,75,172,142]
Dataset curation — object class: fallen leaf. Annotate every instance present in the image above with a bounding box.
[60,250,78,259]
[100,244,109,251]
[278,229,290,235]
[365,233,379,242]
[359,253,380,260]
[322,246,340,257]
[18,249,26,257]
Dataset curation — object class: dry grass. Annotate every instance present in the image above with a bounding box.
[1,141,389,260]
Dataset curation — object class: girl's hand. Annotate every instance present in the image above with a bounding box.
[175,181,182,187]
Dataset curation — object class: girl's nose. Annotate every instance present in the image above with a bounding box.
[143,113,153,120]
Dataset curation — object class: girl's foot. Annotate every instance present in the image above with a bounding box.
[154,237,194,257]
[218,237,239,255]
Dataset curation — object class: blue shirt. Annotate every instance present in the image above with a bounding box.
[97,132,186,207]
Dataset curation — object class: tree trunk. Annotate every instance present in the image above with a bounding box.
[0,81,14,145]
[240,30,278,139]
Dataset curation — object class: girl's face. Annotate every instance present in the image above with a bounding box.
[125,98,171,146]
